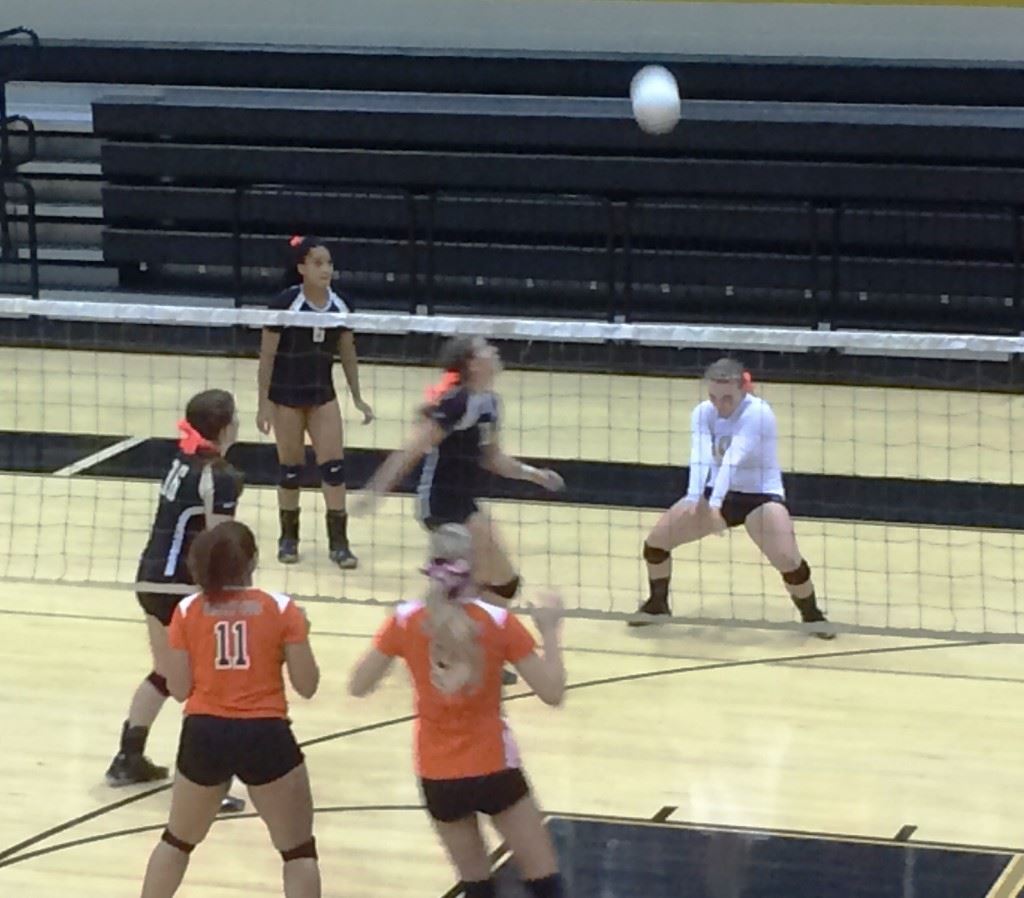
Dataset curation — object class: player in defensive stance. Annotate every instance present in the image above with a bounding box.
[349,524,567,898]
[140,521,321,898]
[634,358,833,638]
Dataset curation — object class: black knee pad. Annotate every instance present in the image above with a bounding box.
[146,671,169,697]
[525,874,565,898]
[281,837,317,862]
[489,576,521,600]
[161,829,196,855]
[318,458,346,486]
[643,542,670,565]
[782,560,811,586]
[462,881,496,898]
[279,464,302,490]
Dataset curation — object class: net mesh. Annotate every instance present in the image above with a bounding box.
[1,295,1022,640]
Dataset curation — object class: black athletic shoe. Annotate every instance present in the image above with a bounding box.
[105,752,169,787]
[329,545,358,570]
[220,794,246,814]
[501,668,519,686]
[628,596,671,627]
[277,538,299,564]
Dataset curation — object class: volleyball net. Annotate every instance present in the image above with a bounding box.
[1,295,1022,641]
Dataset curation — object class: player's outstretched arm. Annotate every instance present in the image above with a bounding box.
[514,591,566,705]
[348,648,395,697]
[481,443,564,492]
[356,418,445,512]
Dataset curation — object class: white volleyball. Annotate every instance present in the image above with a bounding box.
[630,65,681,135]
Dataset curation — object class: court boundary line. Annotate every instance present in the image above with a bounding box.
[0,637,992,869]
[986,854,1024,898]
[52,435,146,477]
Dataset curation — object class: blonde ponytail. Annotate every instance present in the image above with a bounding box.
[421,524,482,695]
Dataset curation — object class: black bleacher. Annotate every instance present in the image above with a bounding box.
[94,83,1024,331]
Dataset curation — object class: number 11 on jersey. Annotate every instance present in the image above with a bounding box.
[214,620,250,669]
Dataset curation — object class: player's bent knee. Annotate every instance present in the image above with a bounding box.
[489,576,521,600]
[146,670,169,697]
[643,542,670,565]
[280,837,317,862]
[781,560,811,586]
[278,464,302,490]
[318,458,346,486]
[462,882,496,898]
[161,829,196,855]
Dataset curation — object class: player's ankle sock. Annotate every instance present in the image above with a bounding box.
[791,592,824,621]
[524,874,565,898]
[279,508,300,542]
[119,720,149,756]
[648,577,669,605]
[325,510,349,549]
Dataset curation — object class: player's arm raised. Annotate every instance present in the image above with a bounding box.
[358,417,445,511]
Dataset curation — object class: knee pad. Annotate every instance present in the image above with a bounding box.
[161,829,196,855]
[462,882,496,898]
[525,874,565,898]
[318,458,346,487]
[489,576,521,600]
[279,464,302,490]
[146,671,169,698]
[281,837,317,862]
[643,542,670,565]
[782,560,811,586]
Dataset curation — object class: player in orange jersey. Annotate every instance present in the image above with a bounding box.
[139,521,321,898]
[349,524,567,898]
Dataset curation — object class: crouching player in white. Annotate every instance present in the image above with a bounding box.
[633,358,833,639]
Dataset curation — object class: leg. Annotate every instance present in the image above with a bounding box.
[744,502,833,639]
[140,774,227,898]
[432,816,493,889]
[491,795,563,892]
[247,764,321,898]
[634,497,718,622]
[273,404,308,563]
[108,613,172,785]
[465,511,518,607]
[307,399,356,568]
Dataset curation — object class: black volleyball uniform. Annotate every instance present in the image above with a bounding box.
[267,286,353,409]
[416,386,499,529]
[135,453,240,625]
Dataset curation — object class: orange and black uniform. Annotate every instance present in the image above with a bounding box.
[168,588,307,786]
[374,596,536,821]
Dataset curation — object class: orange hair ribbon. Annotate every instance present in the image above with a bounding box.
[741,370,755,394]
[177,419,216,455]
[425,370,461,403]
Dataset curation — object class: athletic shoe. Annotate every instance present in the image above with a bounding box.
[220,794,246,814]
[501,668,518,686]
[277,539,299,564]
[800,608,836,640]
[628,596,671,627]
[105,752,169,787]
[329,545,358,570]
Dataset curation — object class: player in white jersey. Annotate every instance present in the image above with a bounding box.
[633,358,833,638]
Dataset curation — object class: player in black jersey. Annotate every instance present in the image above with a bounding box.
[105,389,244,802]
[257,236,373,569]
[361,336,563,604]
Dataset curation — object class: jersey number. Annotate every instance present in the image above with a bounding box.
[160,458,189,501]
[214,621,250,669]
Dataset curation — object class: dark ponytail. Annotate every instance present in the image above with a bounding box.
[188,521,257,600]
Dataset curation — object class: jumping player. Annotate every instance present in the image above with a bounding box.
[349,524,567,898]
[106,390,250,811]
[139,521,321,898]
[257,235,373,569]
[634,358,833,638]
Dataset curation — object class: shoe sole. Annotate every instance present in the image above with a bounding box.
[628,612,671,628]
[278,556,299,564]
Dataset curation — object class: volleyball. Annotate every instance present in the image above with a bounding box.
[630,65,681,135]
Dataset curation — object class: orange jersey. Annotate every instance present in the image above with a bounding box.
[375,598,536,780]
[168,588,307,719]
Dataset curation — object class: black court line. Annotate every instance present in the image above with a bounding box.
[0,638,989,869]
[895,824,918,842]
[652,806,677,823]
[4,429,1024,529]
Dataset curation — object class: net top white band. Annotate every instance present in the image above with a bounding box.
[0,295,1020,360]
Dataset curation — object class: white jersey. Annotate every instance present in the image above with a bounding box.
[684,394,784,507]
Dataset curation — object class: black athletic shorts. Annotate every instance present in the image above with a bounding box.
[268,387,337,410]
[177,715,305,787]
[420,768,530,823]
[419,492,480,531]
[703,488,787,529]
[137,591,182,626]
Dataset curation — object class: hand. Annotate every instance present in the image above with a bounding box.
[533,469,565,492]
[708,506,727,535]
[354,397,374,425]
[529,591,564,634]
[679,498,700,516]
[256,403,273,436]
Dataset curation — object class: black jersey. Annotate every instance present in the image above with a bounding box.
[416,387,499,510]
[136,453,240,584]
[267,286,353,408]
